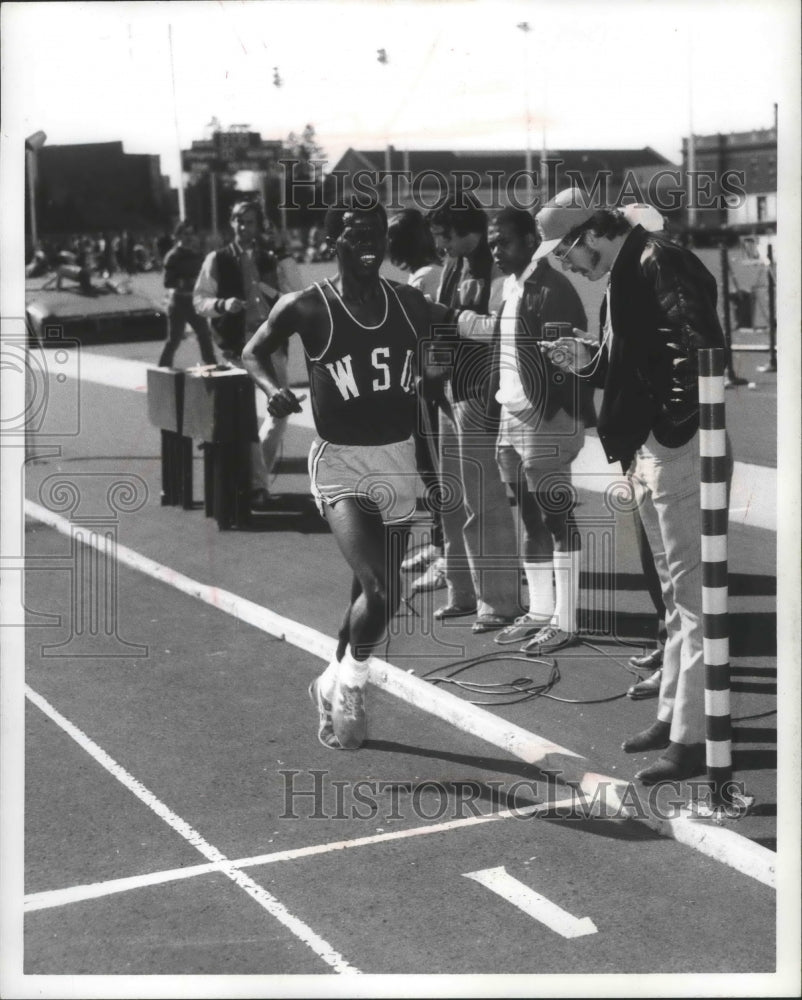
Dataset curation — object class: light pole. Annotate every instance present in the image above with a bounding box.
[271,67,289,234]
[516,23,534,207]
[25,130,47,257]
[377,48,393,207]
[168,24,186,222]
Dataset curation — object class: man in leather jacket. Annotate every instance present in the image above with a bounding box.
[453,207,589,654]
[535,187,727,785]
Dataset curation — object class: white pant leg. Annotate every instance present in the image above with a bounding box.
[629,434,705,744]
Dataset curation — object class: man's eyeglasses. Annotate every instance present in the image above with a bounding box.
[554,231,584,262]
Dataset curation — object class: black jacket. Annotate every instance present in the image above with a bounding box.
[209,240,281,357]
[583,226,725,463]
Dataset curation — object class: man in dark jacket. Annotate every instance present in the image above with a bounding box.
[158,221,217,368]
[536,187,727,784]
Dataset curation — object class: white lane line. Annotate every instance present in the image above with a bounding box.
[463,866,598,939]
[24,685,359,975]
[66,353,776,531]
[24,799,580,914]
[24,499,777,890]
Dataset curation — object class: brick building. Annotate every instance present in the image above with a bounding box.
[682,127,777,235]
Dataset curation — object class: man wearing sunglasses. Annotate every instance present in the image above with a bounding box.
[534,187,728,785]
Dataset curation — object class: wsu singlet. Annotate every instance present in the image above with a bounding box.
[306,278,419,446]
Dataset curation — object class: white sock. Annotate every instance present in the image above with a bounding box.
[553,550,580,632]
[523,560,555,620]
[318,657,341,701]
[338,645,370,689]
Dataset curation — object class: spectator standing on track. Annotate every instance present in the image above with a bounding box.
[242,198,431,751]
[537,187,729,784]
[454,207,589,654]
[425,195,521,634]
[618,204,673,698]
[158,221,218,369]
[194,200,304,511]
[387,208,446,585]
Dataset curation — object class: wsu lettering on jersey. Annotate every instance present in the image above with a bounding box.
[307,280,419,445]
[325,348,415,400]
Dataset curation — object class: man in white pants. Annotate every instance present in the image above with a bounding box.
[536,188,728,785]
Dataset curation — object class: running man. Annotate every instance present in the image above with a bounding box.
[242,199,431,750]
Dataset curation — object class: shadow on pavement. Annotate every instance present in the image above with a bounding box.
[730,665,777,679]
[364,738,544,784]
[540,817,663,841]
[731,748,778,771]
[732,726,777,744]
[729,573,777,597]
[730,613,777,656]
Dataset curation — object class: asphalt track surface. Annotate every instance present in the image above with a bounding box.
[9,275,795,994]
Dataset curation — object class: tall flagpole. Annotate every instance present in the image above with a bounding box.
[686,30,696,230]
[168,24,186,222]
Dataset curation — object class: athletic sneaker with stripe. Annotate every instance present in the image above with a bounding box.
[308,677,342,749]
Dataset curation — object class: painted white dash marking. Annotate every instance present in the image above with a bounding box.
[463,866,598,939]
[25,798,581,914]
[24,685,359,974]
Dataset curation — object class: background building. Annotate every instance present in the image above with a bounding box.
[34,141,174,236]
[682,126,777,238]
[327,146,679,216]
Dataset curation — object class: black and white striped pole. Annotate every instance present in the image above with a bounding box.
[698,348,752,816]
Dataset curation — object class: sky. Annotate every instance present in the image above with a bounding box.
[3,0,798,190]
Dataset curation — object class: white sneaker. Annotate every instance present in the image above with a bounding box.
[308,678,341,750]
[410,556,447,594]
[401,544,441,574]
[494,613,553,645]
[332,681,367,749]
[520,625,578,656]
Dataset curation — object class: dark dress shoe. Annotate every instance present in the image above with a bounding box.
[434,604,477,620]
[627,668,662,700]
[621,720,671,753]
[628,648,663,671]
[635,742,705,785]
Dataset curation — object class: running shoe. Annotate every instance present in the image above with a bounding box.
[401,543,441,574]
[308,677,341,750]
[520,625,578,656]
[494,613,553,645]
[332,681,367,750]
[410,556,447,594]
